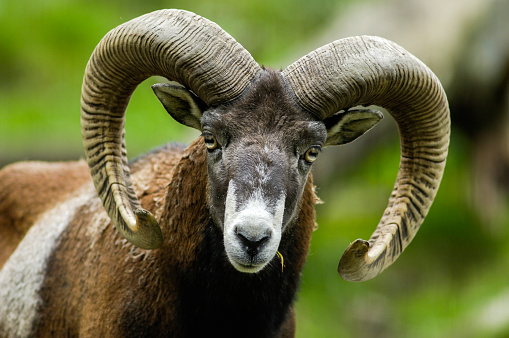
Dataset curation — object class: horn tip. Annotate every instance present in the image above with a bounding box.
[337,239,372,282]
[131,208,164,249]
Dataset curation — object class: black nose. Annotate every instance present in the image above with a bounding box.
[236,230,270,257]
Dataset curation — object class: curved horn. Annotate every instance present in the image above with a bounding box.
[81,9,260,249]
[282,36,450,281]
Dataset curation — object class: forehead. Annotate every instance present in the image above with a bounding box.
[201,69,326,142]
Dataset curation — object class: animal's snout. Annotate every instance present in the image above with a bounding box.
[223,181,286,272]
[235,225,272,257]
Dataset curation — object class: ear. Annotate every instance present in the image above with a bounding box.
[151,83,207,131]
[323,109,383,146]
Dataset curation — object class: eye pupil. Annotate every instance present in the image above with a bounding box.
[202,134,218,150]
[304,147,320,163]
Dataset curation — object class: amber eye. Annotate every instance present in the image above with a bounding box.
[202,134,218,150]
[304,146,321,163]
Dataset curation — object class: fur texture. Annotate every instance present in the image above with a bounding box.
[0,141,316,337]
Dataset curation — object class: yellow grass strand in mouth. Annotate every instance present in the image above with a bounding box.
[276,251,284,272]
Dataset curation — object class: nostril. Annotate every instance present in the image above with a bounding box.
[236,229,271,256]
[237,233,269,248]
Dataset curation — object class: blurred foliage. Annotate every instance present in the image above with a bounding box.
[1,0,508,337]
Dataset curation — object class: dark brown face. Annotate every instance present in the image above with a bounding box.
[200,70,327,273]
[153,68,384,274]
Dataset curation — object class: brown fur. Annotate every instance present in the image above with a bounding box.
[33,143,185,335]
[0,161,91,269]
[0,129,317,337]
[20,139,317,336]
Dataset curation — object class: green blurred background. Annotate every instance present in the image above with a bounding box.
[1,0,508,336]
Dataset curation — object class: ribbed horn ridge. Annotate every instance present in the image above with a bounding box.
[282,36,450,281]
[81,9,260,249]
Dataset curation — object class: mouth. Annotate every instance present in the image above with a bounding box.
[224,226,282,274]
[224,235,281,274]
[229,256,267,273]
